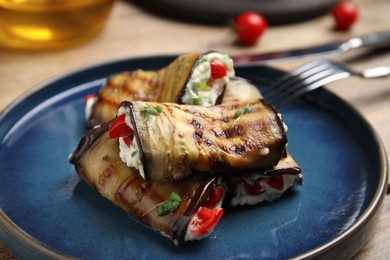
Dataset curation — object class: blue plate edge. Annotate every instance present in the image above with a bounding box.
[292,90,389,259]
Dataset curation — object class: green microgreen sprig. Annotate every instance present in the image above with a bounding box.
[141,104,162,116]
[142,192,182,217]
[193,81,211,91]
[232,105,253,125]
[234,106,253,118]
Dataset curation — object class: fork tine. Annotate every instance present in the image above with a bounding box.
[263,61,327,98]
[260,59,384,107]
[265,64,332,101]
[262,60,323,95]
[268,67,350,107]
[264,60,332,103]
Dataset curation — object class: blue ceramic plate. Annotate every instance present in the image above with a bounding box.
[0,56,387,259]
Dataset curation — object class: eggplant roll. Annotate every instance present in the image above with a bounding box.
[69,122,224,245]
[88,51,235,126]
[114,99,287,182]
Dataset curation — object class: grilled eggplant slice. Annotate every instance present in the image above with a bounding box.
[222,77,262,103]
[114,99,287,182]
[69,122,223,245]
[88,51,235,126]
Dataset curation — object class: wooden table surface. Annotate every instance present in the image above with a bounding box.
[1,0,389,258]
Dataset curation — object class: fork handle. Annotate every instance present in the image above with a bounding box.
[362,65,390,78]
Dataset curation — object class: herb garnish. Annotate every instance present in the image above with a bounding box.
[232,105,253,125]
[192,97,203,105]
[193,81,211,91]
[234,109,244,118]
[198,57,208,64]
[141,104,162,116]
[142,192,182,217]
[234,106,253,118]
[131,150,138,157]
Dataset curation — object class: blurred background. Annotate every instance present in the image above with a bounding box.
[1,0,389,109]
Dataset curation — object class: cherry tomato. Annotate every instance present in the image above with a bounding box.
[235,11,267,45]
[203,187,223,209]
[109,114,134,139]
[84,94,95,105]
[210,59,227,79]
[332,2,358,31]
[189,207,224,235]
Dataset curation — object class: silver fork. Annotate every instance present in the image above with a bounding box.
[263,60,390,107]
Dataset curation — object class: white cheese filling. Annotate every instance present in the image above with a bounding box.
[229,174,299,207]
[85,96,96,121]
[181,52,235,106]
[117,106,145,179]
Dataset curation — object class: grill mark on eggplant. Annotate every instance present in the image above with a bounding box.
[192,119,203,129]
[107,71,159,92]
[98,166,114,186]
[98,89,152,106]
[99,93,151,105]
[101,72,158,99]
[204,100,286,159]
[193,131,214,146]
[128,71,159,88]
[192,119,215,146]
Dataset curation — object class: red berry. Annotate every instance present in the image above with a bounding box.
[332,2,358,31]
[210,59,227,79]
[235,12,267,45]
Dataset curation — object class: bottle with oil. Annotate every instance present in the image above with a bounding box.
[0,0,115,51]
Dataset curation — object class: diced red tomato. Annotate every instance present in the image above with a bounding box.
[84,94,95,105]
[210,59,227,79]
[240,178,266,195]
[267,175,284,191]
[109,114,134,139]
[123,136,133,147]
[203,187,223,209]
[190,207,223,236]
[240,175,285,195]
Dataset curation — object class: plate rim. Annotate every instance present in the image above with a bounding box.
[0,55,388,259]
[291,90,389,259]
